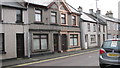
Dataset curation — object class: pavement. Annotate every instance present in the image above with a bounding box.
[2,47,99,68]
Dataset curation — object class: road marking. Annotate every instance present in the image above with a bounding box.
[8,49,99,68]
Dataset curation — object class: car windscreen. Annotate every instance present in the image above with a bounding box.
[102,40,120,49]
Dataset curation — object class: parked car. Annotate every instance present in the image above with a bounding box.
[99,39,120,68]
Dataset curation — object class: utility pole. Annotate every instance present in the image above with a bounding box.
[96,0,100,47]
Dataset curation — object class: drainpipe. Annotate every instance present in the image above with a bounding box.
[26,1,31,58]
[78,6,85,49]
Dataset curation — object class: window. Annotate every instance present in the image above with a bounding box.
[51,12,57,23]
[33,34,48,52]
[61,13,66,24]
[103,34,105,42]
[93,24,96,32]
[0,33,5,54]
[91,35,96,43]
[35,9,42,22]
[16,9,22,23]
[103,26,105,32]
[88,23,90,32]
[70,34,78,46]
[99,25,101,32]
[72,16,76,25]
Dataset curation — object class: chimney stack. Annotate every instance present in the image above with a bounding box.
[105,11,113,18]
[89,9,93,14]
[96,10,101,15]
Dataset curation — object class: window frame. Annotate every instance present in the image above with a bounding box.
[93,24,96,32]
[88,23,90,32]
[90,35,96,44]
[33,34,48,52]
[16,9,23,23]
[72,15,77,26]
[0,33,6,54]
[35,9,42,22]
[61,13,67,25]
[70,34,78,47]
[51,12,57,24]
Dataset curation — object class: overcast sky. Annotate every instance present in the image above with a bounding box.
[66,0,120,18]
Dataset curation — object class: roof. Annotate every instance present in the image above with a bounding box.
[81,12,96,22]
[66,3,79,14]
[1,2,26,9]
[85,13,107,25]
[100,15,119,23]
[25,0,54,6]
[25,0,79,14]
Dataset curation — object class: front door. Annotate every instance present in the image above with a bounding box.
[61,34,67,52]
[53,34,59,52]
[16,34,25,58]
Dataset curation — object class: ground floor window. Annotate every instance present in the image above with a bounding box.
[0,33,5,53]
[91,35,96,44]
[70,34,78,47]
[33,34,48,52]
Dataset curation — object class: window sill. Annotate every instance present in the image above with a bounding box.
[32,49,49,53]
[16,21,24,24]
[50,23,59,25]
[0,51,6,54]
[69,46,80,49]
[61,24,68,26]
[34,21,44,24]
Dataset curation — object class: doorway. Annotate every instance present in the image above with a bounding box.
[53,34,59,52]
[16,34,25,58]
[61,34,67,52]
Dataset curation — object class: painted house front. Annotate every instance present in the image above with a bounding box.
[0,2,29,60]
[80,9,107,48]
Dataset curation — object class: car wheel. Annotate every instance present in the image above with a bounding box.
[100,64,106,68]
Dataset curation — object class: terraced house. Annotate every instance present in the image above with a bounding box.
[80,9,107,49]
[0,2,29,59]
[0,0,81,60]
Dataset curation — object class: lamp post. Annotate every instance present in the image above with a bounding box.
[78,6,85,49]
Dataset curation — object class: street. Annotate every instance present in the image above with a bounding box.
[28,51,99,66]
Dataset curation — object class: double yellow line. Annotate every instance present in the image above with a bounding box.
[8,49,99,68]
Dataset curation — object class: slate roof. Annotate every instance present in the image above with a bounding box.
[100,15,120,23]
[24,0,54,6]
[85,13,107,25]
[1,2,26,9]
[81,12,96,23]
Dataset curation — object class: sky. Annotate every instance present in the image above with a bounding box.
[66,0,120,18]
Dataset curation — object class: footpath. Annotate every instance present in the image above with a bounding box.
[2,47,99,68]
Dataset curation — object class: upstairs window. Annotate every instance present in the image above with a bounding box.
[35,9,42,22]
[88,23,90,32]
[103,26,105,32]
[72,16,77,25]
[99,25,101,32]
[61,13,66,24]
[16,9,22,23]
[93,24,96,32]
[51,12,57,24]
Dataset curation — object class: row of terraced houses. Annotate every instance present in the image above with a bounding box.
[0,0,120,60]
